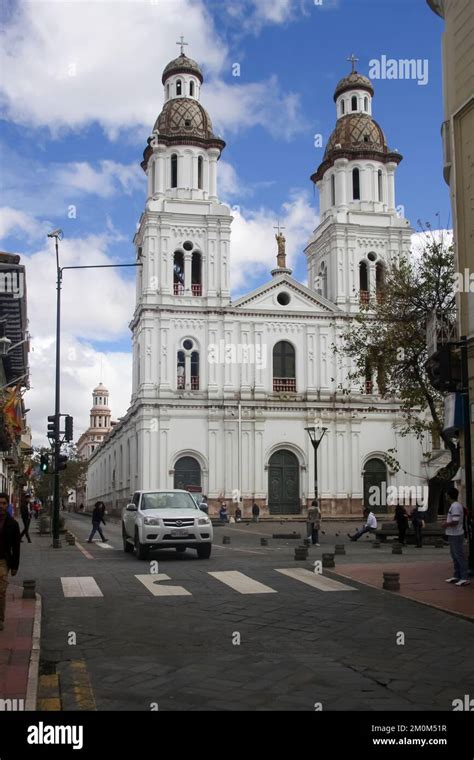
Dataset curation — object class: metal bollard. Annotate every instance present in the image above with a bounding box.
[334,544,346,555]
[294,546,308,561]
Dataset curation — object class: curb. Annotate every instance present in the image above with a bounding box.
[25,593,42,711]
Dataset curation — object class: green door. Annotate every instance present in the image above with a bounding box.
[268,450,300,515]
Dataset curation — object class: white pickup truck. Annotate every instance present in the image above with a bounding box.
[122,489,213,560]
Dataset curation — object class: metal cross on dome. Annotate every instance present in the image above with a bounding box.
[347,53,359,72]
[176,35,189,55]
[273,221,286,235]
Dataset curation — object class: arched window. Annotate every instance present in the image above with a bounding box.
[174,456,201,491]
[351,95,357,111]
[359,261,369,304]
[177,350,185,389]
[189,81,195,97]
[352,167,360,200]
[173,250,184,294]
[363,458,388,511]
[341,99,345,115]
[191,351,199,390]
[364,96,368,111]
[376,262,384,303]
[191,251,202,296]
[273,341,296,393]
[377,169,383,202]
[171,154,178,188]
[176,79,182,96]
[197,156,203,189]
[321,263,328,299]
[331,173,336,206]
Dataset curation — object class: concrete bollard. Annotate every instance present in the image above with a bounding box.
[392,543,403,555]
[303,538,311,547]
[260,538,268,546]
[334,544,346,555]
[383,571,400,591]
[22,580,36,599]
[322,553,335,568]
[372,540,381,548]
[294,546,308,561]
[223,536,231,545]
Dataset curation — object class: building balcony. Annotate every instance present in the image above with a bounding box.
[174,283,185,295]
[191,284,202,296]
[359,290,370,305]
[191,376,199,390]
[273,378,296,393]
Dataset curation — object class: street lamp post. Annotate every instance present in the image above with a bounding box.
[305,423,328,504]
[47,230,142,548]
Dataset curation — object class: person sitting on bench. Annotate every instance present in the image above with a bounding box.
[348,507,377,541]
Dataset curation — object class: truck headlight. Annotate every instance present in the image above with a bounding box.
[198,517,211,526]
[144,517,160,526]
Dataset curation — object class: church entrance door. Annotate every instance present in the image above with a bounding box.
[268,450,300,514]
[174,456,201,492]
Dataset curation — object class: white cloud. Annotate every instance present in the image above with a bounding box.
[55,161,142,198]
[0,0,305,141]
[0,207,50,242]
[410,229,453,259]
[230,190,317,292]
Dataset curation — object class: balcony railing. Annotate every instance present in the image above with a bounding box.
[174,283,185,295]
[191,284,202,296]
[376,291,383,304]
[177,375,185,389]
[359,290,370,304]
[273,378,296,393]
[365,380,373,394]
[191,376,199,390]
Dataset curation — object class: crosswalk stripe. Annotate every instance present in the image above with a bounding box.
[135,574,191,596]
[95,542,114,549]
[208,571,277,594]
[61,577,103,598]
[275,568,357,592]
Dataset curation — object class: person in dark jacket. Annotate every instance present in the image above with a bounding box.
[19,494,32,544]
[87,501,108,543]
[394,502,409,545]
[0,491,20,631]
[410,506,424,548]
[252,503,260,523]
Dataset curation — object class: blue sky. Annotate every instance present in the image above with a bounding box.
[0,0,448,441]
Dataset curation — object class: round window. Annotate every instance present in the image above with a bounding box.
[183,339,194,351]
[183,241,193,251]
[277,292,291,306]
[367,252,377,262]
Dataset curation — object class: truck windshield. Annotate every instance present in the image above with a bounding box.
[141,492,198,510]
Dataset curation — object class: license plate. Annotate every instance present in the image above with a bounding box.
[171,530,189,537]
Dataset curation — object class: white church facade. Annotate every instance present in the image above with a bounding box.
[86,49,427,517]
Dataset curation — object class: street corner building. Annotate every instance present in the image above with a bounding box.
[86,51,427,518]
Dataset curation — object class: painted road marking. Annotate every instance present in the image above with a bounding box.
[275,568,357,592]
[135,574,191,596]
[95,542,114,549]
[61,577,104,598]
[74,541,94,560]
[208,571,277,594]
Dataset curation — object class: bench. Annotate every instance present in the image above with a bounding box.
[376,521,447,545]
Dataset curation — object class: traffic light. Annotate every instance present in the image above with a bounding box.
[64,415,73,442]
[40,453,50,473]
[47,414,58,440]
[425,343,462,393]
[57,454,68,472]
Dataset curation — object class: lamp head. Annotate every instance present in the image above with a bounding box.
[47,229,63,240]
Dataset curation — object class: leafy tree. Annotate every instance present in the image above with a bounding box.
[334,226,457,517]
[31,444,87,509]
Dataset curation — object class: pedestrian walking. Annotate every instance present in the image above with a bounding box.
[0,492,20,631]
[252,503,260,523]
[348,507,377,541]
[87,501,108,543]
[19,494,32,544]
[394,502,409,545]
[410,505,424,548]
[307,499,321,546]
[444,487,470,586]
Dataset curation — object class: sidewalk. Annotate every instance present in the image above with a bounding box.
[332,559,474,621]
[0,581,41,710]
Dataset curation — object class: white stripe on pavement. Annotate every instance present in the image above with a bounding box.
[208,571,277,594]
[135,574,191,596]
[61,577,104,598]
[275,568,357,592]
[95,542,114,549]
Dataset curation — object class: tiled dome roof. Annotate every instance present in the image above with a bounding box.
[162,54,203,84]
[334,71,374,101]
[154,98,215,140]
[323,113,387,160]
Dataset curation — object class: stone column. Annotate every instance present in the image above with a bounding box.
[184,251,192,293]
[208,148,219,200]
[156,145,166,196]
[334,158,348,208]
[386,162,397,211]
